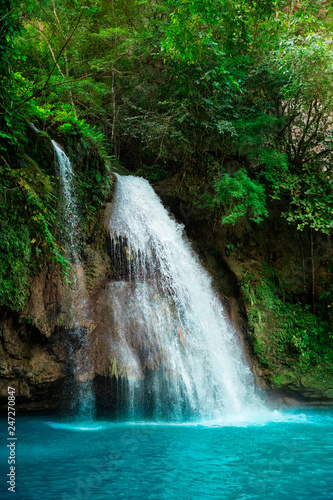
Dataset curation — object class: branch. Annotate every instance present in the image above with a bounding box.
[301,148,333,165]
[52,0,65,39]
[296,101,314,156]
[277,112,300,138]
[301,108,327,154]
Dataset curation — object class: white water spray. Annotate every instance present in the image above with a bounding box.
[108,175,263,420]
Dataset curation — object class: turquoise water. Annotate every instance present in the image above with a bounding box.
[1,409,333,499]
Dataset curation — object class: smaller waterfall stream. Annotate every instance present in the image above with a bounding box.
[30,122,41,133]
[107,175,263,420]
[52,140,80,262]
[52,141,95,419]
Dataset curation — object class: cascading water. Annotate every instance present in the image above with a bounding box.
[30,122,41,133]
[51,141,95,419]
[52,140,80,261]
[108,175,263,420]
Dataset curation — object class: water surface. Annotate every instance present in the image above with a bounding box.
[1,409,333,499]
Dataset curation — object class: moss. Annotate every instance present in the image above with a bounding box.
[110,357,119,379]
[240,267,333,393]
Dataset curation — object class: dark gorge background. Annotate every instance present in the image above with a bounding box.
[1,0,333,411]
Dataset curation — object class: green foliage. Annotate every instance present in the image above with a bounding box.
[235,114,283,155]
[8,0,333,243]
[75,166,114,223]
[282,173,333,234]
[273,33,333,104]
[199,169,268,225]
[31,103,106,145]
[0,218,32,311]
[0,153,69,310]
[162,0,276,63]
[240,267,333,376]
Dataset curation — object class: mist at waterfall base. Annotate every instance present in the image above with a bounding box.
[1,410,333,500]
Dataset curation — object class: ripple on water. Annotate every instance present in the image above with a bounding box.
[1,409,333,500]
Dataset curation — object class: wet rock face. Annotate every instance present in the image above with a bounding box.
[0,312,66,409]
[0,201,114,410]
[76,281,182,382]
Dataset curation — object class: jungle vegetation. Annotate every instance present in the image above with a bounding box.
[1,0,333,385]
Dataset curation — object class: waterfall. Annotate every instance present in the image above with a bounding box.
[51,141,95,419]
[52,140,80,261]
[107,175,263,420]
[30,122,40,133]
